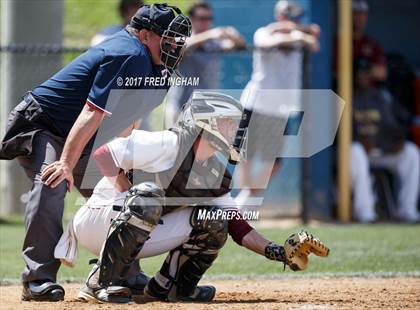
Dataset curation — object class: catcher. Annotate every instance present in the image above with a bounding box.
[56,91,329,304]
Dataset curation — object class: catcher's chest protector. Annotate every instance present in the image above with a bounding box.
[152,127,232,212]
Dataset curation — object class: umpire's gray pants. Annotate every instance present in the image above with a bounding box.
[17,131,91,283]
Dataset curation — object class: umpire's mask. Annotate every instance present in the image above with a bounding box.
[160,14,192,74]
[130,3,192,74]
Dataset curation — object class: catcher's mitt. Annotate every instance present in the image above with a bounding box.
[284,230,329,271]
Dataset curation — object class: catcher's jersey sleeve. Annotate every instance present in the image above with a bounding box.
[107,129,179,172]
[212,194,254,245]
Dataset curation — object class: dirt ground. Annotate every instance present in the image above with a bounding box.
[1,277,419,309]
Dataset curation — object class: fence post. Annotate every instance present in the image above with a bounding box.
[0,0,64,215]
[337,0,353,222]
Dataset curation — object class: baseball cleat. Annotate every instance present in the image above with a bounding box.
[76,285,97,302]
[21,281,65,302]
[124,271,150,296]
[76,284,132,304]
[176,285,216,302]
[144,281,216,303]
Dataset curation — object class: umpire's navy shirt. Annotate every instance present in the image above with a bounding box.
[32,29,167,137]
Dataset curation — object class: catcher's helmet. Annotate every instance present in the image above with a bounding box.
[177,91,247,163]
[130,3,192,74]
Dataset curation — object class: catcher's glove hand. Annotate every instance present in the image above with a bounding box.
[284,230,329,271]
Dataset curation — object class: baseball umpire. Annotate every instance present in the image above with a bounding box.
[0,3,191,302]
[54,91,329,303]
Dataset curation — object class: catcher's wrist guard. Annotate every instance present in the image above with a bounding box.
[264,242,286,262]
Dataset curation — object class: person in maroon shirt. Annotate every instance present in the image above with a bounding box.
[352,0,387,82]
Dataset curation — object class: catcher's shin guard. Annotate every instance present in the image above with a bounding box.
[148,206,228,301]
[87,182,164,290]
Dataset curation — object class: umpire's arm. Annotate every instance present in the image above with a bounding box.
[41,104,105,191]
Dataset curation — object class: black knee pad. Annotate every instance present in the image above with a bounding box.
[189,206,229,251]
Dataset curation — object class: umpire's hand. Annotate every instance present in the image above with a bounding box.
[41,160,74,192]
[40,105,105,193]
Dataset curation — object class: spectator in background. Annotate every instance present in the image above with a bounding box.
[165,1,246,127]
[352,0,387,83]
[235,0,320,209]
[351,58,420,223]
[91,0,143,46]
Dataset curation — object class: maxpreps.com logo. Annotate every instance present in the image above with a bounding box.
[197,208,260,221]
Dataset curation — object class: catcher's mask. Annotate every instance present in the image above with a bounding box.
[130,3,192,74]
[177,91,248,163]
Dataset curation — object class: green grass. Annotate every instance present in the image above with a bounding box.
[64,0,195,46]
[62,0,197,65]
[1,223,419,282]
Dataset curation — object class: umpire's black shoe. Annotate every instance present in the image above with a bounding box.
[22,280,65,302]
